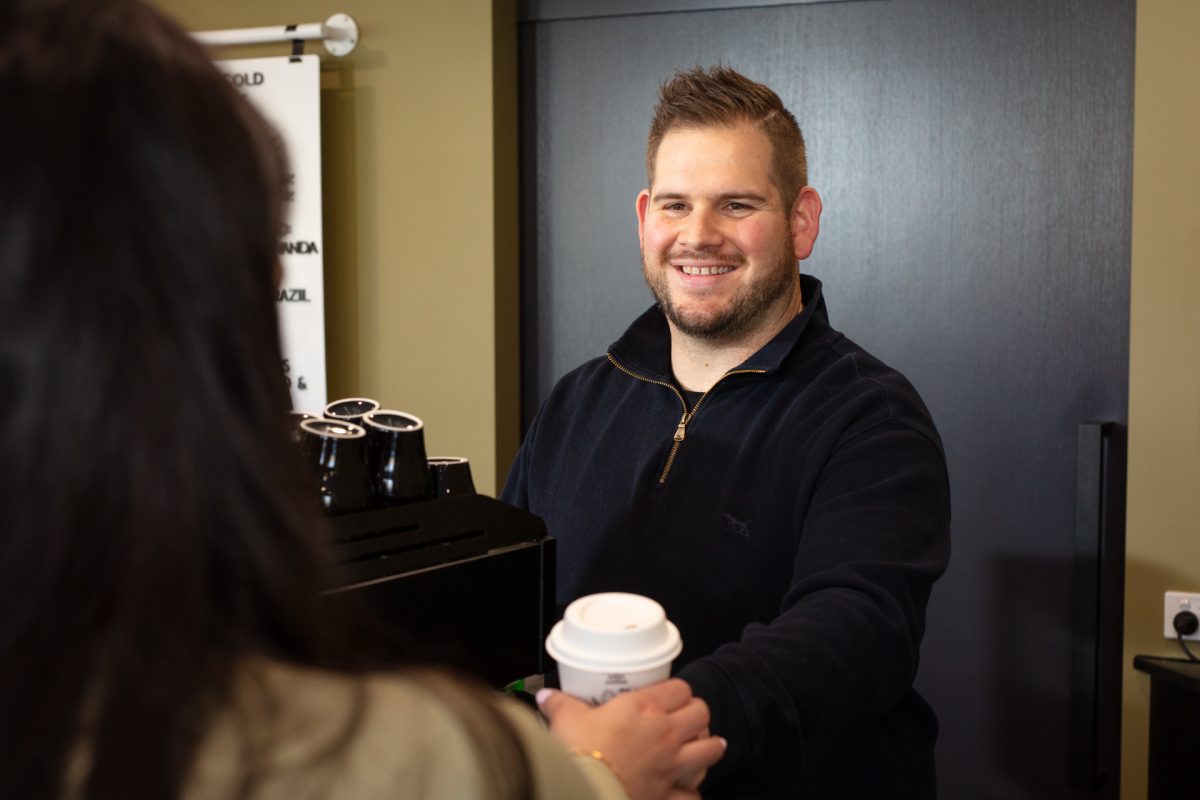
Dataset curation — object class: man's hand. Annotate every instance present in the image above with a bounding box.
[538,678,726,800]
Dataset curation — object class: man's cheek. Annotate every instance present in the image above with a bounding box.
[644,227,676,257]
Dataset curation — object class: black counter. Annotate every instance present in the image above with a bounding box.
[1132,655,1200,799]
[322,494,555,688]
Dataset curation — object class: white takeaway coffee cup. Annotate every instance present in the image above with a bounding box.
[545,592,683,705]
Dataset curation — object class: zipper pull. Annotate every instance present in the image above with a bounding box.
[674,411,690,442]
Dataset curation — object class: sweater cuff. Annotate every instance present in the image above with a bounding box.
[678,658,752,787]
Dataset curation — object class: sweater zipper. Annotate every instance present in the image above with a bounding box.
[606,353,766,484]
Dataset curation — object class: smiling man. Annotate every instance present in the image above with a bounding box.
[504,67,951,799]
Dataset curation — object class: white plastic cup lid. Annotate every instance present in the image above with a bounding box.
[545,592,682,673]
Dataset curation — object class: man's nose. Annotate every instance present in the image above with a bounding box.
[678,208,723,250]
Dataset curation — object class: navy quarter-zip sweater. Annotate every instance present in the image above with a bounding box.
[503,276,951,798]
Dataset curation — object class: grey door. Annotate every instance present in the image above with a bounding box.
[518,1,1133,797]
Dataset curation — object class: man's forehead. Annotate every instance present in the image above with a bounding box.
[650,123,777,195]
[653,123,773,167]
[656,120,766,146]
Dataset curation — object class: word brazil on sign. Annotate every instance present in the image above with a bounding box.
[219,55,327,412]
[277,288,312,303]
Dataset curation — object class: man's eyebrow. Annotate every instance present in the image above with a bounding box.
[718,192,769,204]
[650,191,770,203]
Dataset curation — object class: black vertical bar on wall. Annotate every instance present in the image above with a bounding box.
[1095,424,1126,799]
[1070,421,1113,793]
[1070,422,1103,790]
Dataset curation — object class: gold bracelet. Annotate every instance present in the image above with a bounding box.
[568,746,623,787]
[569,746,611,768]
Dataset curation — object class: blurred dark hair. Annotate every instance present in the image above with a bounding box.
[0,0,362,796]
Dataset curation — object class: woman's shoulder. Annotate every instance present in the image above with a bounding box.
[185,661,484,799]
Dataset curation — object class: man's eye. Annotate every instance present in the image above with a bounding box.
[664,203,687,212]
[726,202,749,212]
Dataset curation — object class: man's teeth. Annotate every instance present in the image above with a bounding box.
[680,265,733,276]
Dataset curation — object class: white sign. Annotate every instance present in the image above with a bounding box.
[218,55,327,412]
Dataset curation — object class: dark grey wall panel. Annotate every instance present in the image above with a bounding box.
[520,0,863,22]
[520,1,1133,796]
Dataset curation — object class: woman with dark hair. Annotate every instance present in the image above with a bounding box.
[0,1,724,798]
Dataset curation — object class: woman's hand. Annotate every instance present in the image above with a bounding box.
[537,678,726,800]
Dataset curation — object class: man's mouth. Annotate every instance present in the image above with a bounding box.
[675,263,735,276]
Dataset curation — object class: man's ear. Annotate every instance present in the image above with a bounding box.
[635,189,650,253]
[790,186,822,261]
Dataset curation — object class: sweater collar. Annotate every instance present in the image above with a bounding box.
[608,274,829,381]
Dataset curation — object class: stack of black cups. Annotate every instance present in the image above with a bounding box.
[292,397,475,514]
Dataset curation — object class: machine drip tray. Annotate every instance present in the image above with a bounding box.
[322,495,555,687]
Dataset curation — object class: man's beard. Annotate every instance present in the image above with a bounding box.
[642,238,798,342]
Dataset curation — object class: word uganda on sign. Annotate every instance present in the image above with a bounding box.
[218,54,328,411]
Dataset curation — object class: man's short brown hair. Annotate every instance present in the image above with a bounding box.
[646,65,808,208]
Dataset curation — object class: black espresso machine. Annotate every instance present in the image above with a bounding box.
[320,493,556,688]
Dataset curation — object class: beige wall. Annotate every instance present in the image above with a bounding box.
[154,0,519,495]
[1122,1,1200,796]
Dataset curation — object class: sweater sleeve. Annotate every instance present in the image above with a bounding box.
[499,439,530,509]
[499,398,543,509]
[501,366,584,510]
[678,420,951,794]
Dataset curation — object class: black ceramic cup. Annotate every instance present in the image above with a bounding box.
[323,397,380,426]
[428,456,476,499]
[299,418,372,513]
[362,410,429,504]
[288,410,317,447]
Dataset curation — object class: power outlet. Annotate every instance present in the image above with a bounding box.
[1163,591,1200,640]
